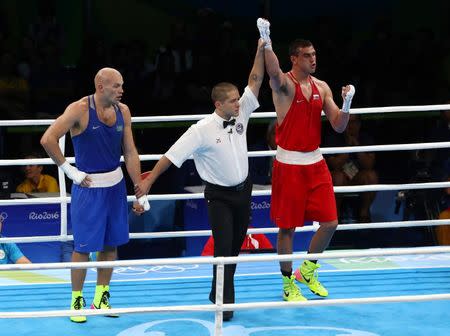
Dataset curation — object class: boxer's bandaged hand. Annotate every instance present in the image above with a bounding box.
[342,84,355,113]
[137,195,150,211]
[257,18,272,49]
[60,161,87,185]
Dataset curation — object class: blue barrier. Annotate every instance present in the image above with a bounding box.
[183,194,314,256]
[0,203,71,263]
[1,193,316,261]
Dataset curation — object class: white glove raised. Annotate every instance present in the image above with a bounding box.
[257,18,272,50]
[342,85,356,113]
[137,195,150,211]
[60,161,87,185]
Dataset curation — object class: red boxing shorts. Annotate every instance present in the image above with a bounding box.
[270,159,337,229]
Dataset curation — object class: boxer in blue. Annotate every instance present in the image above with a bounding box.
[41,67,148,323]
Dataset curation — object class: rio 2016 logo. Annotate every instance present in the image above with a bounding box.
[251,201,270,210]
[116,319,380,336]
[28,211,60,220]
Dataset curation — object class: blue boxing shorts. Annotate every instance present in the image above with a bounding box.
[70,168,128,253]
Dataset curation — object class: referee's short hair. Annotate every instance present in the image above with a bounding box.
[211,82,238,103]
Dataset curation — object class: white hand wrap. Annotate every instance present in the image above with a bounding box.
[257,18,272,50]
[342,85,355,113]
[137,195,150,211]
[60,161,87,185]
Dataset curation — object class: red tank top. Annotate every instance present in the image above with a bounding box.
[276,73,323,152]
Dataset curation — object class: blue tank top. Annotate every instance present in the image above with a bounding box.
[72,95,124,173]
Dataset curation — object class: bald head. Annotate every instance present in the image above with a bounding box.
[94,67,124,105]
[94,67,122,88]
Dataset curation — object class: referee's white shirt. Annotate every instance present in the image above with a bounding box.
[165,86,259,186]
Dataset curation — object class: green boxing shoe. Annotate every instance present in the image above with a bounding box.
[282,275,307,301]
[70,296,87,323]
[295,260,329,297]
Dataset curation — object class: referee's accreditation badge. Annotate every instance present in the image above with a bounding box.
[236,123,244,135]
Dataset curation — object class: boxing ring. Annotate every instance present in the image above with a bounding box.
[1,104,450,336]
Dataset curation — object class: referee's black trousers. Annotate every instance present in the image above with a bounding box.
[205,177,252,304]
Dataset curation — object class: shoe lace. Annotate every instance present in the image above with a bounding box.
[73,296,86,310]
[100,291,111,308]
[306,268,326,291]
[309,271,321,286]
[302,262,320,283]
[285,276,301,297]
[290,282,302,298]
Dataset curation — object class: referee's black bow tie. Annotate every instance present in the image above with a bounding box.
[223,119,236,128]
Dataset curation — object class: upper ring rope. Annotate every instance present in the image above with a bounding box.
[0,181,449,206]
[0,180,449,207]
[2,140,450,167]
[1,103,449,126]
[1,219,450,244]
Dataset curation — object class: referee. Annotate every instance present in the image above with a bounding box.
[135,38,266,321]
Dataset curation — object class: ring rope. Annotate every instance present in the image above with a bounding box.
[2,293,450,319]
[2,141,450,167]
[1,245,450,271]
[2,219,450,244]
[1,103,450,127]
[0,181,449,205]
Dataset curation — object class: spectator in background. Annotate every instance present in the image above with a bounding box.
[0,167,14,199]
[30,41,76,118]
[435,176,450,245]
[150,20,193,115]
[217,20,251,85]
[17,35,39,80]
[151,45,178,112]
[186,8,221,115]
[0,52,31,156]
[27,0,64,53]
[324,114,378,222]
[0,213,32,264]
[79,37,111,86]
[427,104,450,181]
[249,119,276,185]
[0,15,15,56]
[0,52,30,119]
[16,153,59,193]
[166,20,193,76]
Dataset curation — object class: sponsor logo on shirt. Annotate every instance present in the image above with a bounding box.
[313,94,320,100]
[216,138,221,144]
[236,123,244,135]
[116,125,123,132]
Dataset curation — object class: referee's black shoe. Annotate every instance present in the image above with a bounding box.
[223,311,234,321]
[209,293,234,321]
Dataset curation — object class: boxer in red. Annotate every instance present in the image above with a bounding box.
[257,18,355,301]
